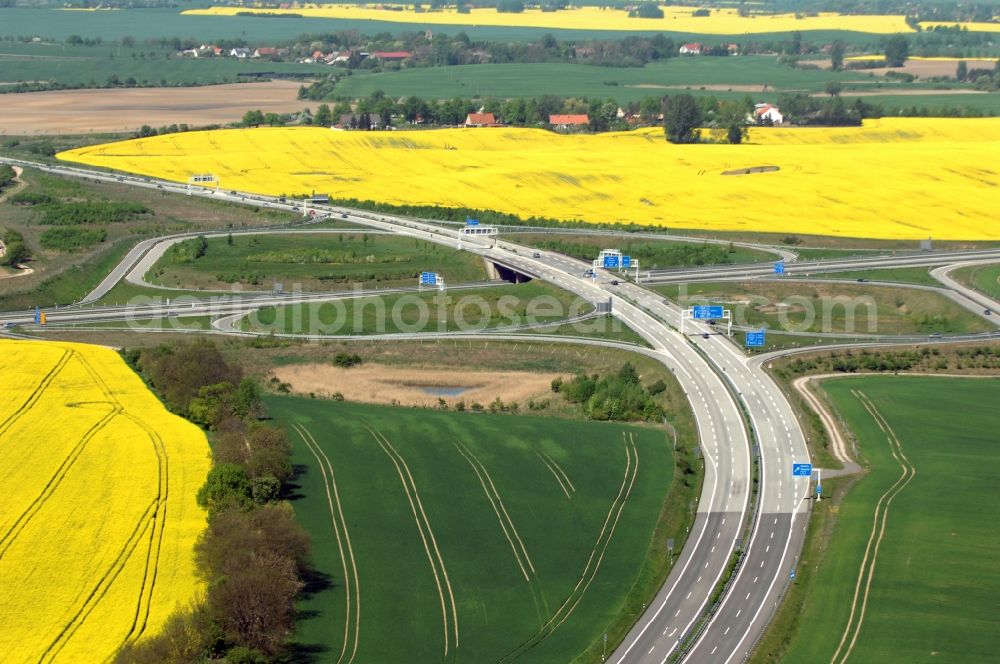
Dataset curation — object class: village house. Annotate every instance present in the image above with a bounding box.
[549,114,590,131]
[679,42,703,55]
[253,47,278,59]
[464,112,498,127]
[230,47,252,59]
[752,103,784,125]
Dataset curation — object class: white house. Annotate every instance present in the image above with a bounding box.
[752,103,783,125]
[679,42,703,55]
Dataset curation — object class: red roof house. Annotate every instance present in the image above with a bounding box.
[464,112,498,127]
[549,114,590,128]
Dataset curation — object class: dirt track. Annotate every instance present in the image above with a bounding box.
[0,80,309,135]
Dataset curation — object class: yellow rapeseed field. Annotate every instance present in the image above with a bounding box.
[185,4,913,35]
[0,340,210,663]
[60,118,1000,241]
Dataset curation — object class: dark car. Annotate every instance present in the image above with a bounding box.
[532,252,541,258]
[856,278,869,283]
[610,280,619,286]
[341,213,349,219]
[986,309,993,316]
[702,333,710,339]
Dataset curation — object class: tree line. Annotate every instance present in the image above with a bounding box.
[117,340,314,663]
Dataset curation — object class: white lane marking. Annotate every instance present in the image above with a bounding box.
[753,576,758,583]
[648,646,655,655]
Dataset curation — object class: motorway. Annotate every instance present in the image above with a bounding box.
[3,155,997,663]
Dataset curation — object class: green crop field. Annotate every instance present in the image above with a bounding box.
[243,281,593,336]
[266,397,678,662]
[0,40,328,91]
[148,231,488,291]
[657,281,994,336]
[773,376,1000,663]
[332,58,1000,110]
[952,262,1000,301]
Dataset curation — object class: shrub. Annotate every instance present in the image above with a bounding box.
[39,226,107,251]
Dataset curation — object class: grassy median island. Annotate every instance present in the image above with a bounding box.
[658,281,994,336]
[754,376,1000,663]
[952,262,1000,301]
[241,281,598,336]
[148,232,489,292]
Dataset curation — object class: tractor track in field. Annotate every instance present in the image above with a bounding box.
[0,349,72,440]
[830,391,916,664]
[535,450,575,499]
[38,352,168,659]
[453,437,549,622]
[0,405,119,560]
[293,422,361,664]
[498,432,638,663]
[362,422,459,658]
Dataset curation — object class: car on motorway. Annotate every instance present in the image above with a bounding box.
[341,213,348,219]
[856,278,869,282]
[985,309,993,315]
[583,269,594,277]
[702,332,710,339]
[929,332,943,338]
[532,252,541,258]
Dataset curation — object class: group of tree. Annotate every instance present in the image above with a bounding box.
[0,228,30,268]
[118,340,312,662]
[551,363,667,422]
[0,164,14,191]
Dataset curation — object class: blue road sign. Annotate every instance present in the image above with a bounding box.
[622,256,632,268]
[792,463,813,477]
[774,261,786,275]
[745,329,766,348]
[692,305,724,320]
[817,485,823,495]
[602,255,620,268]
[466,217,479,226]
[790,570,796,580]
[34,307,41,324]
[420,272,437,285]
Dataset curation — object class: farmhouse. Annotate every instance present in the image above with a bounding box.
[549,114,590,130]
[752,103,784,125]
[465,112,498,127]
[679,42,703,55]
[230,47,252,59]
[254,47,278,58]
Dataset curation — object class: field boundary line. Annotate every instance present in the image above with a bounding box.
[830,390,916,664]
[293,422,360,664]
[499,432,638,662]
[362,422,458,655]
